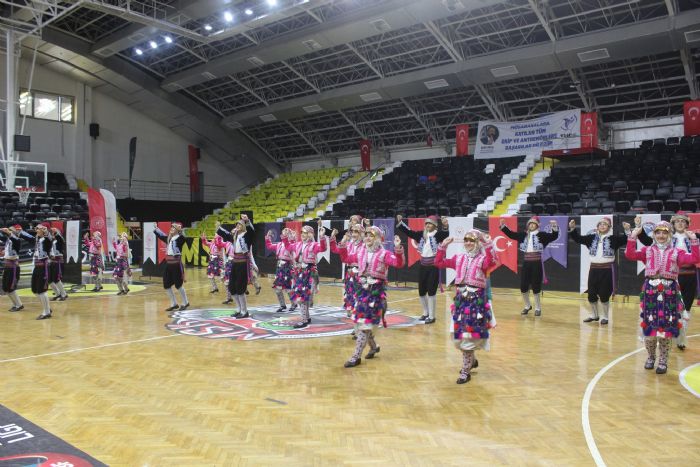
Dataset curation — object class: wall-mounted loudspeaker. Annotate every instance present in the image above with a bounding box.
[14,135,30,152]
[89,123,100,139]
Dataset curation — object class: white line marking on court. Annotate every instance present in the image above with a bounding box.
[583,333,700,466]
[0,334,181,364]
[679,362,700,399]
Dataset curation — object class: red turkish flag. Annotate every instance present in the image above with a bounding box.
[156,221,172,263]
[580,112,597,148]
[406,218,425,267]
[456,124,469,157]
[87,188,108,242]
[489,215,518,273]
[360,139,371,171]
[684,101,700,136]
[285,221,302,242]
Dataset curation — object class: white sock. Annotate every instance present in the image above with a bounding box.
[427,295,436,319]
[239,294,248,314]
[166,288,177,306]
[419,295,429,316]
[275,290,286,307]
[50,283,59,295]
[56,281,67,297]
[209,278,217,290]
[589,301,599,318]
[533,293,541,310]
[522,293,531,308]
[39,292,50,314]
[234,294,243,313]
[8,291,19,307]
[601,301,609,320]
[178,287,188,304]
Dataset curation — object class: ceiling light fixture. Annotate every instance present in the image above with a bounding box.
[135,48,143,55]
[224,11,233,22]
[204,24,213,31]
[245,8,253,15]
[164,36,173,43]
[149,40,158,49]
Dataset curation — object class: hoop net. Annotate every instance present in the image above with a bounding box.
[16,187,33,205]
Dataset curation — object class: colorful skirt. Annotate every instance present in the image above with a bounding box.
[89,254,103,276]
[291,264,316,304]
[273,260,294,290]
[353,278,387,330]
[639,278,684,339]
[343,267,359,312]
[113,257,129,279]
[223,260,233,284]
[207,256,222,278]
[451,285,495,351]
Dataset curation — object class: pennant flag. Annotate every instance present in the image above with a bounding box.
[99,188,118,254]
[156,221,172,263]
[445,216,474,285]
[541,216,568,267]
[264,222,282,257]
[406,218,424,267]
[285,221,302,242]
[87,188,108,242]
[373,218,395,252]
[142,221,157,264]
[66,220,80,262]
[580,112,598,148]
[636,213,661,274]
[318,220,331,263]
[684,101,700,136]
[489,216,518,273]
[360,139,371,171]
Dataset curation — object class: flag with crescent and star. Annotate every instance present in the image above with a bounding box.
[489,215,518,273]
[684,101,700,136]
[406,217,426,267]
[580,112,597,148]
[455,124,469,157]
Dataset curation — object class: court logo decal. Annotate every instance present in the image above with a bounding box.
[165,304,420,340]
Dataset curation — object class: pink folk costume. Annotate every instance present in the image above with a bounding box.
[338,226,405,367]
[84,233,105,291]
[435,231,498,384]
[330,232,364,316]
[290,226,327,328]
[265,231,297,313]
[112,238,131,295]
[201,234,225,293]
[625,221,700,374]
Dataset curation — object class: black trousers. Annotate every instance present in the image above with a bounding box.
[587,267,613,303]
[2,262,19,293]
[31,264,49,294]
[228,261,248,295]
[163,261,184,289]
[678,273,696,312]
[418,264,439,296]
[521,260,542,294]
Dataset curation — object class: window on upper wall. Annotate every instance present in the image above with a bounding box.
[18,89,74,123]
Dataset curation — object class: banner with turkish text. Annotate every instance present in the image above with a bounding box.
[475,109,581,159]
[445,216,474,285]
[156,221,172,263]
[360,139,371,171]
[489,216,518,273]
[456,124,469,157]
[406,218,425,267]
[540,216,568,267]
[684,101,700,136]
[580,112,598,148]
[87,188,108,242]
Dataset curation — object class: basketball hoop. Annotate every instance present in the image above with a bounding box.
[16,187,33,205]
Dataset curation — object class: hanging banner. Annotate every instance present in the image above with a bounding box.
[128,136,137,197]
[143,221,157,264]
[684,100,700,136]
[635,214,661,274]
[264,222,281,257]
[156,221,172,263]
[406,218,425,267]
[455,124,469,157]
[317,220,331,263]
[540,216,568,267]
[285,221,302,242]
[87,188,108,242]
[188,145,200,196]
[99,188,118,254]
[444,216,474,285]
[580,112,598,148]
[475,109,581,159]
[373,218,395,252]
[360,139,371,171]
[489,216,518,273]
[66,220,80,262]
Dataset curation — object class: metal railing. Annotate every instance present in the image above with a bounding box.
[102,178,228,203]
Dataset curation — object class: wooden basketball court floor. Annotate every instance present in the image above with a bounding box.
[1,272,699,466]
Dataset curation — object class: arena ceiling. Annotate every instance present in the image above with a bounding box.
[3,0,700,166]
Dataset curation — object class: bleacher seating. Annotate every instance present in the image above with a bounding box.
[187,167,350,236]
[328,156,525,220]
[519,136,700,215]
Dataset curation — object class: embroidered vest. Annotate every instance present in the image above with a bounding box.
[417,235,439,257]
[519,232,543,253]
[590,234,615,258]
